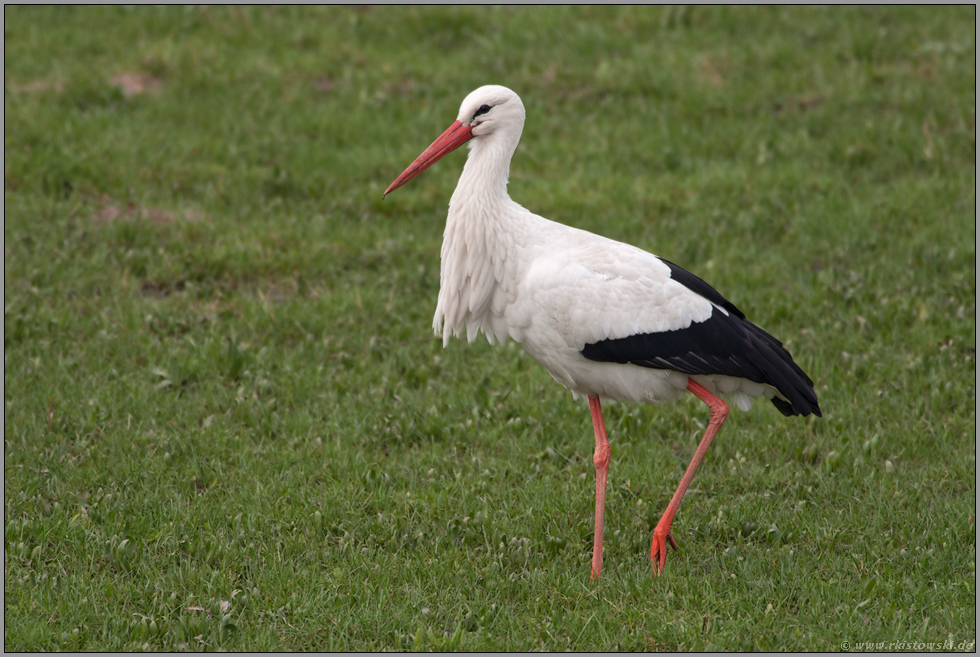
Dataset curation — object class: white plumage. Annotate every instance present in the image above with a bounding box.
[385,85,820,577]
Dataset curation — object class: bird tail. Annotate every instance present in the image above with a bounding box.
[742,321,821,417]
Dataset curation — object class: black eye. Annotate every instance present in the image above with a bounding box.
[472,104,492,119]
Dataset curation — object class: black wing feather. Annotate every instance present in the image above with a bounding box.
[581,258,821,417]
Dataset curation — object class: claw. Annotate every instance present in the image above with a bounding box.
[650,526,679,575]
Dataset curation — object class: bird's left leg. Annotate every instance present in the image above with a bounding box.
[650,379,729,574]
[588,395,610,580]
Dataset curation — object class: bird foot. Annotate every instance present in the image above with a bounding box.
[650,524,679,575]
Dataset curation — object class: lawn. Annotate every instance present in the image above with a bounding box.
[4,5,976,651]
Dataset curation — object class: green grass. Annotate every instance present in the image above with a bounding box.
[4,5,975,651]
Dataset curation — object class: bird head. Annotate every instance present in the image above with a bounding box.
[384,85,525,197]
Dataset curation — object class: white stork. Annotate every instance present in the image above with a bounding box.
[384,85,821,577]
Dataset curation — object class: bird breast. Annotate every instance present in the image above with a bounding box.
[433,200,531,346]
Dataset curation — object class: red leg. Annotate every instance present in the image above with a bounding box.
[588,395,610,580]
[650,379,729,575]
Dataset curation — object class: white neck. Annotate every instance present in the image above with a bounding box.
[435,125,529,345]
[450,126,519,211]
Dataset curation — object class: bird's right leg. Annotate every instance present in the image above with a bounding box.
[588,395,610,580]
[650,379,729,574]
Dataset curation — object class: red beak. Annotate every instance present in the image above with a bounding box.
[384,120,474,197]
